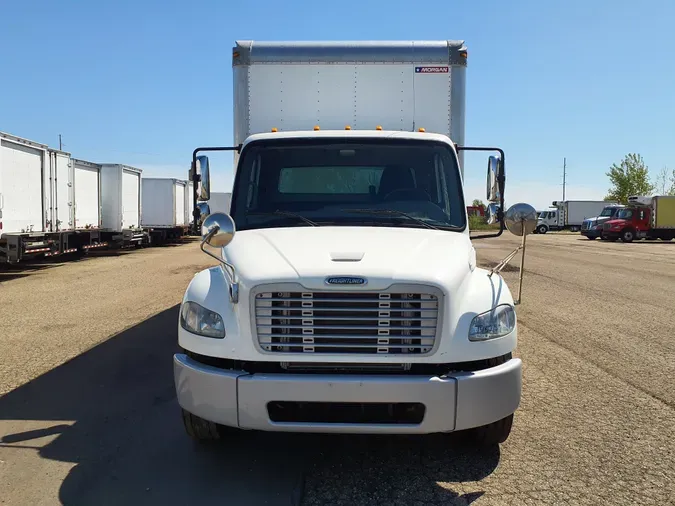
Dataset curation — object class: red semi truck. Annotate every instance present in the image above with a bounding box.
[601,195,675,242]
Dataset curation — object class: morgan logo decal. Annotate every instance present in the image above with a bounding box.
[415,66,449,74]
[325,276,368,286]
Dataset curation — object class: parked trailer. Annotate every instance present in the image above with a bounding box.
[0,132,105,263]
[100,163,148,248]
[602,195,675,242]
[141,178,189,244]
[536,200,615,233]
[207,192,232,215]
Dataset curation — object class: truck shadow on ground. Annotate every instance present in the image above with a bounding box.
[0,305,499,506]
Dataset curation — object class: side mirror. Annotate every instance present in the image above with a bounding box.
[486,155,502,202]
[196,202,211,225]
[486,203,500,225]
[196,155,211,201]
[505,203,537,236]
[201,212,235,248]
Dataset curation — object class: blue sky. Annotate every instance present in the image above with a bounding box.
[2,0,674,210]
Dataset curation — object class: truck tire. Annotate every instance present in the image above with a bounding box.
[586,236,597,240]
[536,224,548,234]
[470,414,514,446]
[181,408,221,441]
[621,229,635,243]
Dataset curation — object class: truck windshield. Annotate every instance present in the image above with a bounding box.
[617,209,633,219]
[600,207,616,217]
[230,138,466,231]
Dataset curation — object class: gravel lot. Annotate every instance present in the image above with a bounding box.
[1,234,674,505]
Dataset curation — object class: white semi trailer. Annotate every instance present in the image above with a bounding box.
[100,163,148,248]
[141,177,190,244]
[176,40,536,447]
[0,132,107,263]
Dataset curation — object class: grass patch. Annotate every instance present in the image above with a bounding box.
[469,215,500,231]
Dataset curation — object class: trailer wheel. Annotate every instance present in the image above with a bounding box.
[470,414,514,446]
[536,225,548,234]
[621,229,635,243]
[182,409,223,441]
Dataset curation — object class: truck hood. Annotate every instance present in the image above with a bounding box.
[222,226,476,292]
[604,219,627,227]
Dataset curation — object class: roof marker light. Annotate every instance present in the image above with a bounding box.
[418,127,426,132]
[345,125,351,130]
[271,127,278,132]
[314,125,320,131]
[376,125,383,131]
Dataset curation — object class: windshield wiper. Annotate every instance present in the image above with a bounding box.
[247,210,319,226]
[342,208,440,230]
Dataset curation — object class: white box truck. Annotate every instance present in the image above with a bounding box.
[536,200,615,234]
[175,40,535,447]
[141,177,189,243]
[0,132,106,262]
[100,163,148,247]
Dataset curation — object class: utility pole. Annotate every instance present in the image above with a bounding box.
[59,134,62,151]
[562,157,567,201]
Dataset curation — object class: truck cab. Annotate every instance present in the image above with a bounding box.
[175,40,537,448]
[581,205,625,239]
[601,207,650,242]
[536,209,558,234]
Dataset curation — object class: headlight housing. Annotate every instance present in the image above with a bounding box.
[180,301,226,338]
[468,304,516,341]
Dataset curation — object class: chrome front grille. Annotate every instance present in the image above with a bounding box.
[254,290,439,355]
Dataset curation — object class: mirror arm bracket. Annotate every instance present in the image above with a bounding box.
[199,228,240,304]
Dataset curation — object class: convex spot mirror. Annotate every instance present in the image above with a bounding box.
[486,155,502,203]
[505,203,538,236]
[201,212,235,248]
[196,155,211,201]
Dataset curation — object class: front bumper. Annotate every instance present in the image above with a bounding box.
[581,228,602,238]
[173,354,522,434]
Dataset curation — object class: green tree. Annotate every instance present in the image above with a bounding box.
[654,166,675,196]
[472,199,486,209]
[605,153,654,203]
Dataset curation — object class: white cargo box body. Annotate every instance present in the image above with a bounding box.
[48,148,74,231]
[72,158,102,229]
[232,40,467,176]
[208,192,232,215]
[185,181,194,224]
[100,164,142,231]
[0,132,48,234]
[562,201,614,226]
[141,178,188,227]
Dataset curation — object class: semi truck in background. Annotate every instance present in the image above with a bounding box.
[176,40,537,448]
[580,204,625,239]
[0,132,108,263]
[536,200,615,234]
[601,195,675,242]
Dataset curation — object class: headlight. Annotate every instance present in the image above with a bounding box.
[468,304,516,341]
[180,301,225,338]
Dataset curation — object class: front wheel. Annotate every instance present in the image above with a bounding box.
[182,409,223,441]
[470,414,514,446]
[621,229,635,243]
[536,225,548,234]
